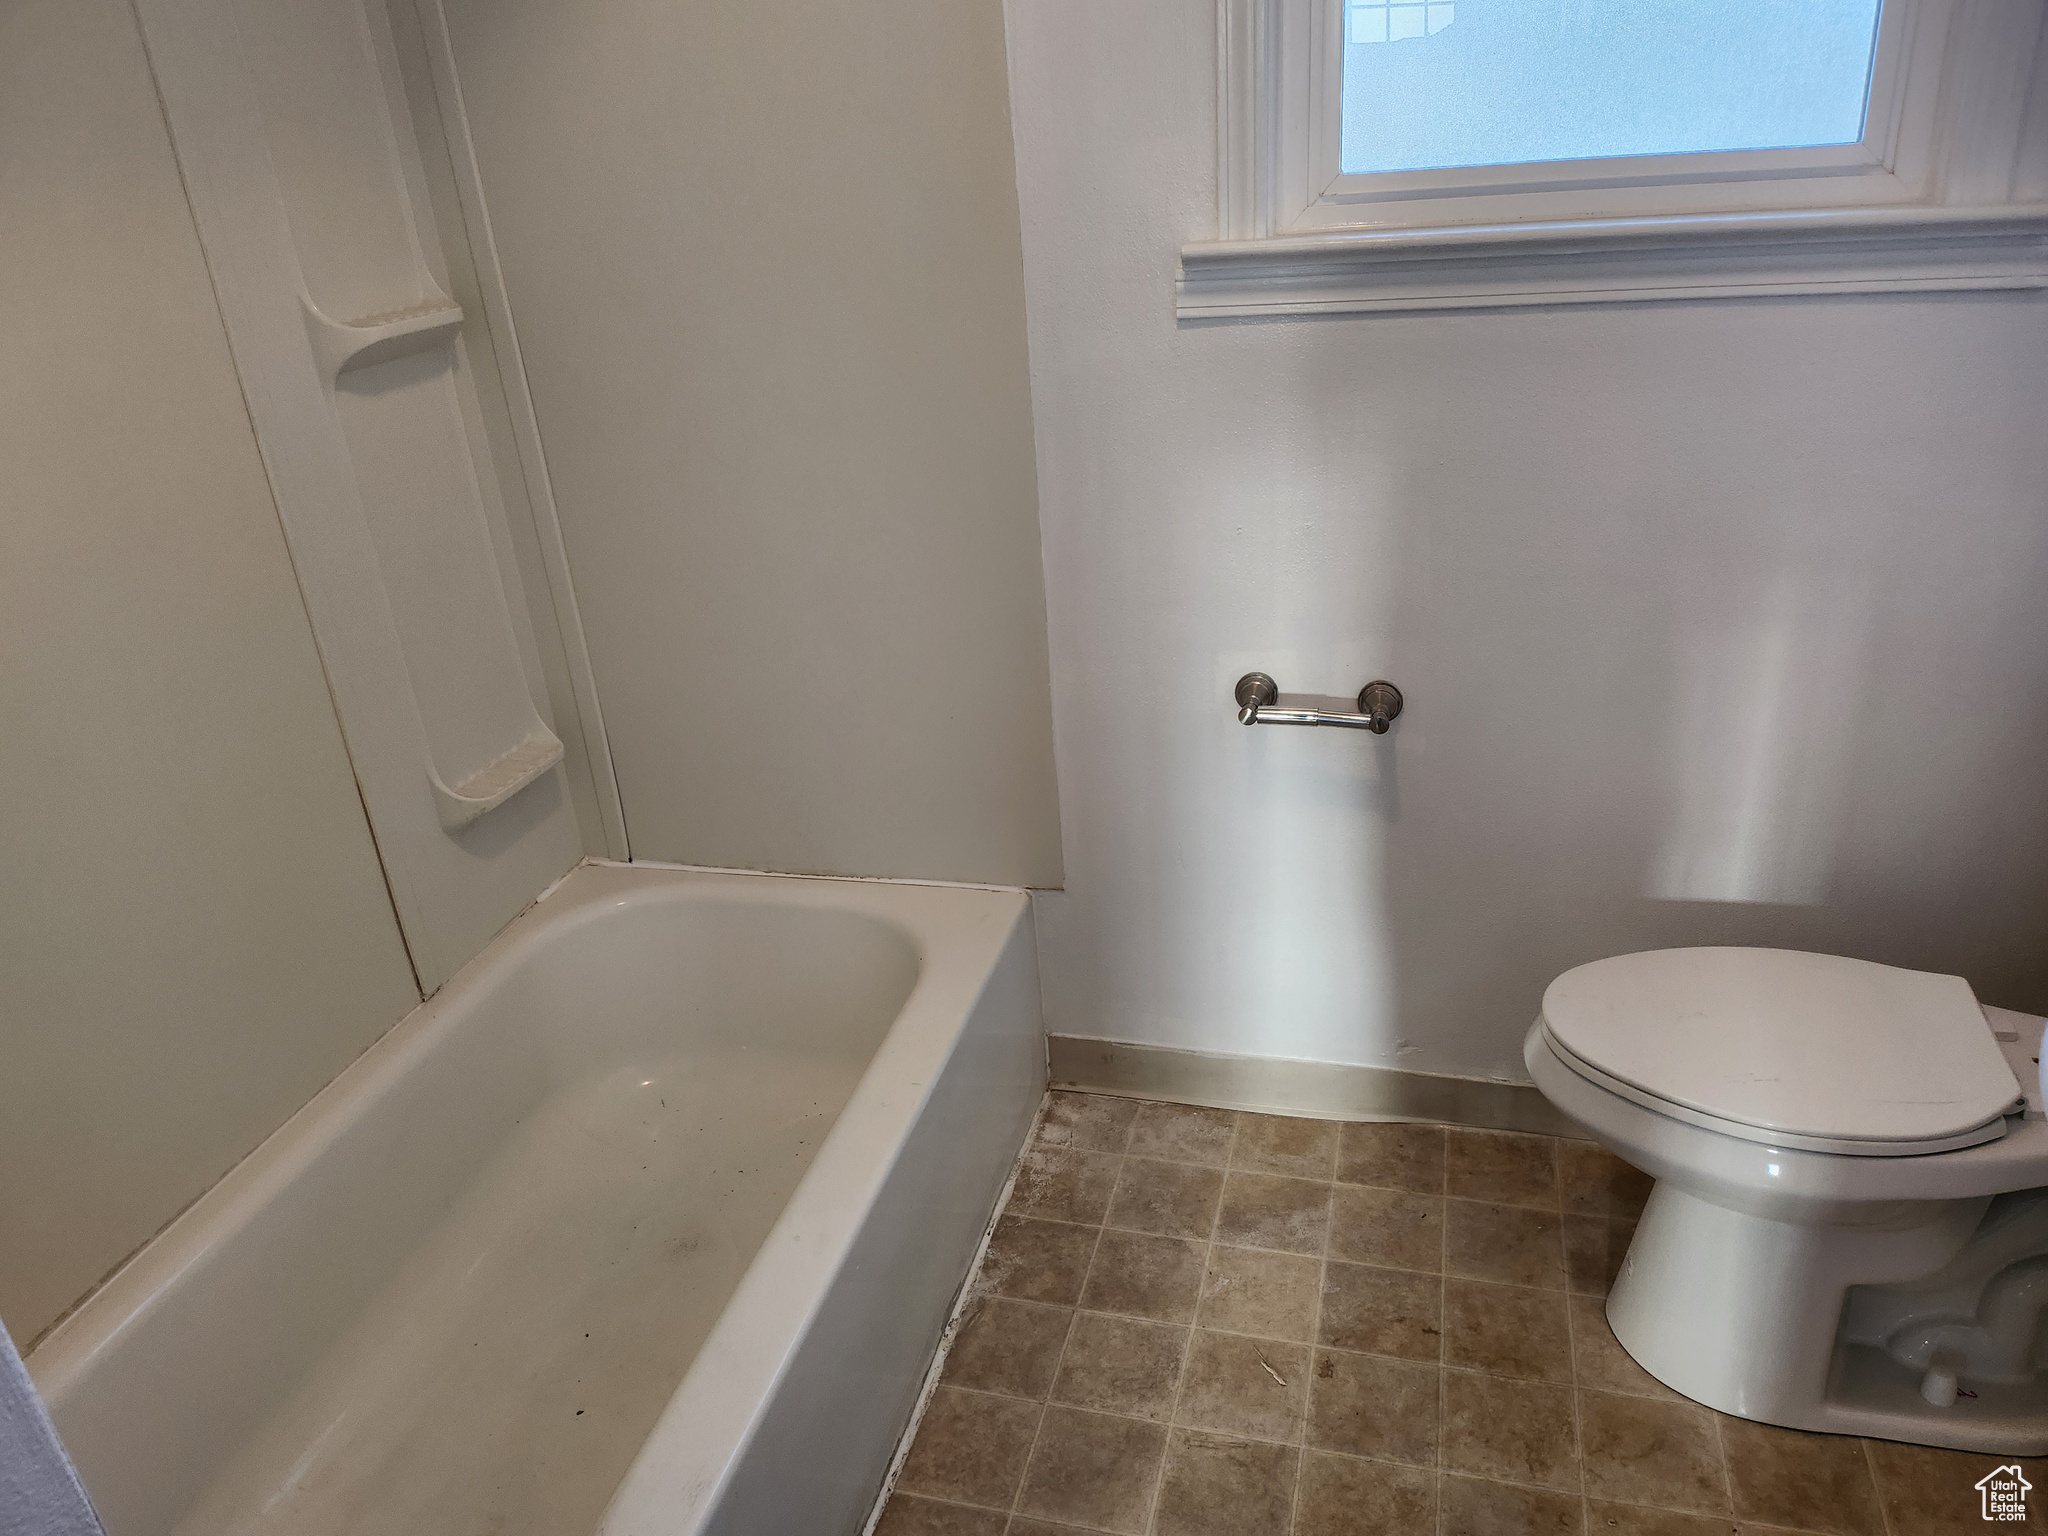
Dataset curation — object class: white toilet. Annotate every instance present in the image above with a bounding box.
[1525,946,2048,1453]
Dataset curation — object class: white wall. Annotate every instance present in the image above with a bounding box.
[1009,0,2048,1082]
[436,0,1063,888]
[0,0,422,1343]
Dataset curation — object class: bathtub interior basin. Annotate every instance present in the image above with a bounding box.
[28,863,1045,1536]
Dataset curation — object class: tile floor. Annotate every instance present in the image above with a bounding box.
[874,1092,2048,1536]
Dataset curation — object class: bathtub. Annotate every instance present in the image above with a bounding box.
[28,862,1044,1536]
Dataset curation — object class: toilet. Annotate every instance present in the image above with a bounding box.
[1525,946,2048,1453]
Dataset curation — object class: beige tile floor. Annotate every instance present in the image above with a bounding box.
[874,1092,2048,1536]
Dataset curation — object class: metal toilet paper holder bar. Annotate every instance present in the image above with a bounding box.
[1234,673,1403,734]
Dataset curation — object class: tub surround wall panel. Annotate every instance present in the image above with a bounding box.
[434,0,1063,888]
[0,0,420,1344]
[134,0,587,991]
[385,0,629,860]
[1010,0,2048,1087]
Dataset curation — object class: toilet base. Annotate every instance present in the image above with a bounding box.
[1608,1182,2048,1453]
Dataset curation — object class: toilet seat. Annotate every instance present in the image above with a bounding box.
[1540,1025,2012,1156]
[1541,947,2022,1157]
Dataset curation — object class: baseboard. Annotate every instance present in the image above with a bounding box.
[1046,1035,1587,1140]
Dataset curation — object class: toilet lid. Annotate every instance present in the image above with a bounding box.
[1541,948,2021,1155]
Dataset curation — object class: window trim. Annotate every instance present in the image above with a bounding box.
[1185,0,2048,316]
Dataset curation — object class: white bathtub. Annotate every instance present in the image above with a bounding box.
[29,862,1044,1536]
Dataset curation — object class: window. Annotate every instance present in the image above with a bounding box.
[1183,0,2048,315]
[1339,1,1882,175]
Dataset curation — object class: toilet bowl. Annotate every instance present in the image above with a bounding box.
[1524,946,2048,1453]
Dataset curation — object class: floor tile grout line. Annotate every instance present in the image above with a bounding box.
[1096,1218,1616,1298]
[1546,1134,1589,1511]
[1285,1133,1343,1536]
[893,1489,1032,1520]
[949,1346,1675,1439]
[1436,1125,1450,1536]
[1080,1207,1645,1277]
[1021,1293,1572,1374]
[1860,1436,1898,1536]
[1140,1112,1242,1536]
[1116,1128,1593,1205]
[1044,1165,1609,1219]
[1270,1436,1467,1480]
[1707,1395,1739,1523]
[886,1087,1055,1534]
[940,1377,1432,1460]
[1004,1115,1129,1529]
[1069,1114,1631,1197]
[1558,1135,1590,1520]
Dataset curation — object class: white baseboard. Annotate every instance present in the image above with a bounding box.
[1047,1035,1586,1140]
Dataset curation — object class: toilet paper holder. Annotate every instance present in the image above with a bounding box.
[1234,673,1403,734]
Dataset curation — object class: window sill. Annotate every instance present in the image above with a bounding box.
[1176,204,2048,317]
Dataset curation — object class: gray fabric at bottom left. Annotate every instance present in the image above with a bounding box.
[0,1323,103,1536]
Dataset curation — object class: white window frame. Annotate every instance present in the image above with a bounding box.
[1181,0,2048,315]
[1298,0,1922,225]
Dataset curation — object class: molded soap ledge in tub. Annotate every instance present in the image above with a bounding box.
[29,862,1045,1536]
